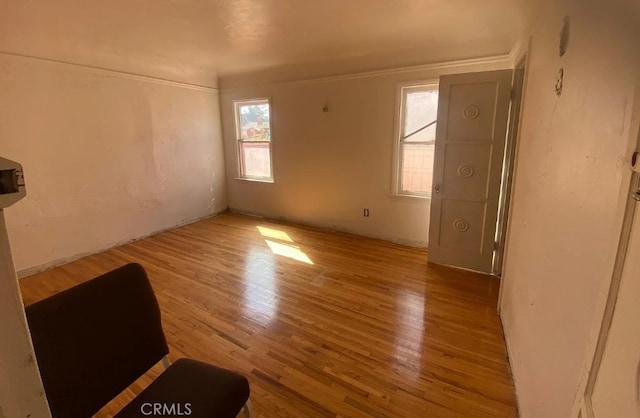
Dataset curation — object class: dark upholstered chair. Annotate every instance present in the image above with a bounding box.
[25,263,252,418]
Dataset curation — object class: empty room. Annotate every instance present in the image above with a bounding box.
[1,0,639,417]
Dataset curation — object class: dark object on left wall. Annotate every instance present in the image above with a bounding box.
[559,16,570,57]
[25,263,252,418]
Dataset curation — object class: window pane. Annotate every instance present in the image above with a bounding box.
[403,90,438,142]
[239,103,270,140]
[402,143,434,194]
[241,142,271,178]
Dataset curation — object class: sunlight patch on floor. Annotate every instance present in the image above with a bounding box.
[257,226,293,242]
[265,240,314,265]
[257,225,313,265]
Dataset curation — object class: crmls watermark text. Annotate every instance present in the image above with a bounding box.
[141,402,192,416]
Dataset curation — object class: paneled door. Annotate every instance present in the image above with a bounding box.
[428,70,513,272]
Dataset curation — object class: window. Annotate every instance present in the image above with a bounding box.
[394,83,439,196]
[234,99,273,181]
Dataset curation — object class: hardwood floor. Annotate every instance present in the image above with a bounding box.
[19,213,517,417]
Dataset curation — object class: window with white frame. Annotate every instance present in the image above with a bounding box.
[395,83,439,196]
[234,99,273,181]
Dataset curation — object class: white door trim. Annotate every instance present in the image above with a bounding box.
[494,54,527,277]
[572,79,640,417]
[0,210,52,417]
[497,37,531,314]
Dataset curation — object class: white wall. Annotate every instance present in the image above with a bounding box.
[500,0,640,416]
[219,59,511,246]
[0,54,228,274]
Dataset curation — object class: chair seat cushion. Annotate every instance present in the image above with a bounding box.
[115,358,250,418]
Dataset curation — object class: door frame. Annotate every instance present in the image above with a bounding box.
[572,80,640,418]
[497,40,531,312]
[493,55,527,277]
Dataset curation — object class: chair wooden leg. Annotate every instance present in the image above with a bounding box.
[161,355,171,370]
[239,399,253,418]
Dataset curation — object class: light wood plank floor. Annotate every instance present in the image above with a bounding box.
[20,213,517,418]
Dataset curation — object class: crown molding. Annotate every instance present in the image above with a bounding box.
[220,54,512,91]
[0,51,219,92]
[508,40,527,65]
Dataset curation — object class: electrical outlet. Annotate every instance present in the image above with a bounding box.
[363,208,370,217]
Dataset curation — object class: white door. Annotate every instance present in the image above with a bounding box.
[428,70,513,273]
[590,178,640,417]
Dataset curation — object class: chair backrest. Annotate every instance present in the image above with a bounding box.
[25,263,169,418]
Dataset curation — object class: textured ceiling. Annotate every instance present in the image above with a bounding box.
[0,0,535,87]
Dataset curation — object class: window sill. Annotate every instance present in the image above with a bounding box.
[389,193,431,201]
[235,177,274,184]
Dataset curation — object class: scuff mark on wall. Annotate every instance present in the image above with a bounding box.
[554,68,564,96]
[208,171,217,213]
[620,97,629,137]
[559,16,570,57]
